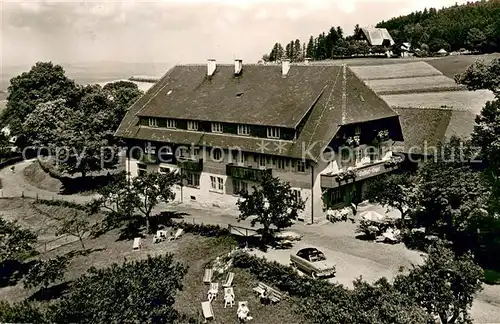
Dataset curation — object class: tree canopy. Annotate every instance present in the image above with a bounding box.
[377,1,500,53]
[394,242,483,324]
[237,173,305,242]
[20,70,143,178]
[0,217,37,263]
[1,62,80,135]
[48,254,187,323]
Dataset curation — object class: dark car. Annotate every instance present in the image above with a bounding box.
[289,247,336,279]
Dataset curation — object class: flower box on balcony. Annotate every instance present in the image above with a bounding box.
[336,169,356,182]
[376,129,390,142]
[344,135,361,148]
[384,156,403,168]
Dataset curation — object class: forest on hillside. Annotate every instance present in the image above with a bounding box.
[264,0,500,62]
[377,0,500,53]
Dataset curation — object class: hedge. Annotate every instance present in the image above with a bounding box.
[35,198,89,211]
[37,158,63,180]
[163,219,230,237]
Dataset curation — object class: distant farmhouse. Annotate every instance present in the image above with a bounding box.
[116,59,405,224]
[355,27,395,48]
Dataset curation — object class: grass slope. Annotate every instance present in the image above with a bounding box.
[0,200,303,323]
[22,162,63,193]
[426,53,500,78]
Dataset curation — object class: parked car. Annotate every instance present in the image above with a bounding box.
[289,247,336,279]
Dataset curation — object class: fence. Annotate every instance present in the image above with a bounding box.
[0,190,93,205]
[228,224,260,237]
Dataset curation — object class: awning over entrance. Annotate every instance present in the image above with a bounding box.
[320,161,398,189]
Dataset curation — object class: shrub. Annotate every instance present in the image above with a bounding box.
[36,199,88,211]
[153,213,230,237]
[232,252,429,324]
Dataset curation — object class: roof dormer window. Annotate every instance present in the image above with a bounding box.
[267,127,280,139]
[187,121,198,131]
[211,122,223,133]
[148,118,157,127]
[237,125,250,136]
[166,119,176,129]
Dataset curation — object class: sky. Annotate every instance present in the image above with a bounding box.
[1,0,468,66]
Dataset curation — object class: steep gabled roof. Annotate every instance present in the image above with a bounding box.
[116,64,399,161]
[133,64,341,128]
[359,27,395,46]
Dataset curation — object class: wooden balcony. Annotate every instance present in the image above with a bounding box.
[226,164,272,182]
[177,158,203,172]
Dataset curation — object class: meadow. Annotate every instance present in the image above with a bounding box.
[365,75,463,95]
[382,89,495,113]
[350,61,443,80]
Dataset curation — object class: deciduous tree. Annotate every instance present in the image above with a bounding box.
[394,242,483,324]
[23,255,70,290]
[364,172,419,226]
[48,254,187,323]
[0,301,48,324]
[455,58,500,96]
[88,171,140,231]
[0,218,37,263]
[55,210,94,250]
[131,171,180,233]
[1,62,79,135]
[237,172,305,243]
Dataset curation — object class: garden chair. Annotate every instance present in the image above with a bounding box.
[224,287,235,308]
[203,268,213,284]
[201,301,214,323]
[207,282,218,302]
[133,237,141,250]
[222,272,234,287]
[169,228,184,241]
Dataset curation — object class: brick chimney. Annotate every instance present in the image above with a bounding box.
[234,59,243,75]
[207,59,216,76]
[282,59,290,76]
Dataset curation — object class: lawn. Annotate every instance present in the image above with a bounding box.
[426,53,500,78]
[350,61,443,80]
[382,89,495,113]
[365,75,463,95]
[0,198,304,323]
[22,162,63,193]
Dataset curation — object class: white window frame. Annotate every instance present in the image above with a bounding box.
[217,177,224,191]
[355,148,364,165]
[185,171,200,187]
[292,189,301,203]
[277,158,285,170]
[210,176,224,192]
[212,148,222,161]
[237,124,250,136]
[232,151,245,165]
[296,160,306,173]
[233,179,248,195]
[148,118,157,127]
[166,119,176,129]
[259,155,266,168]
[187,121,198,131]
[211,122,223,133]
[267,127,280,139]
